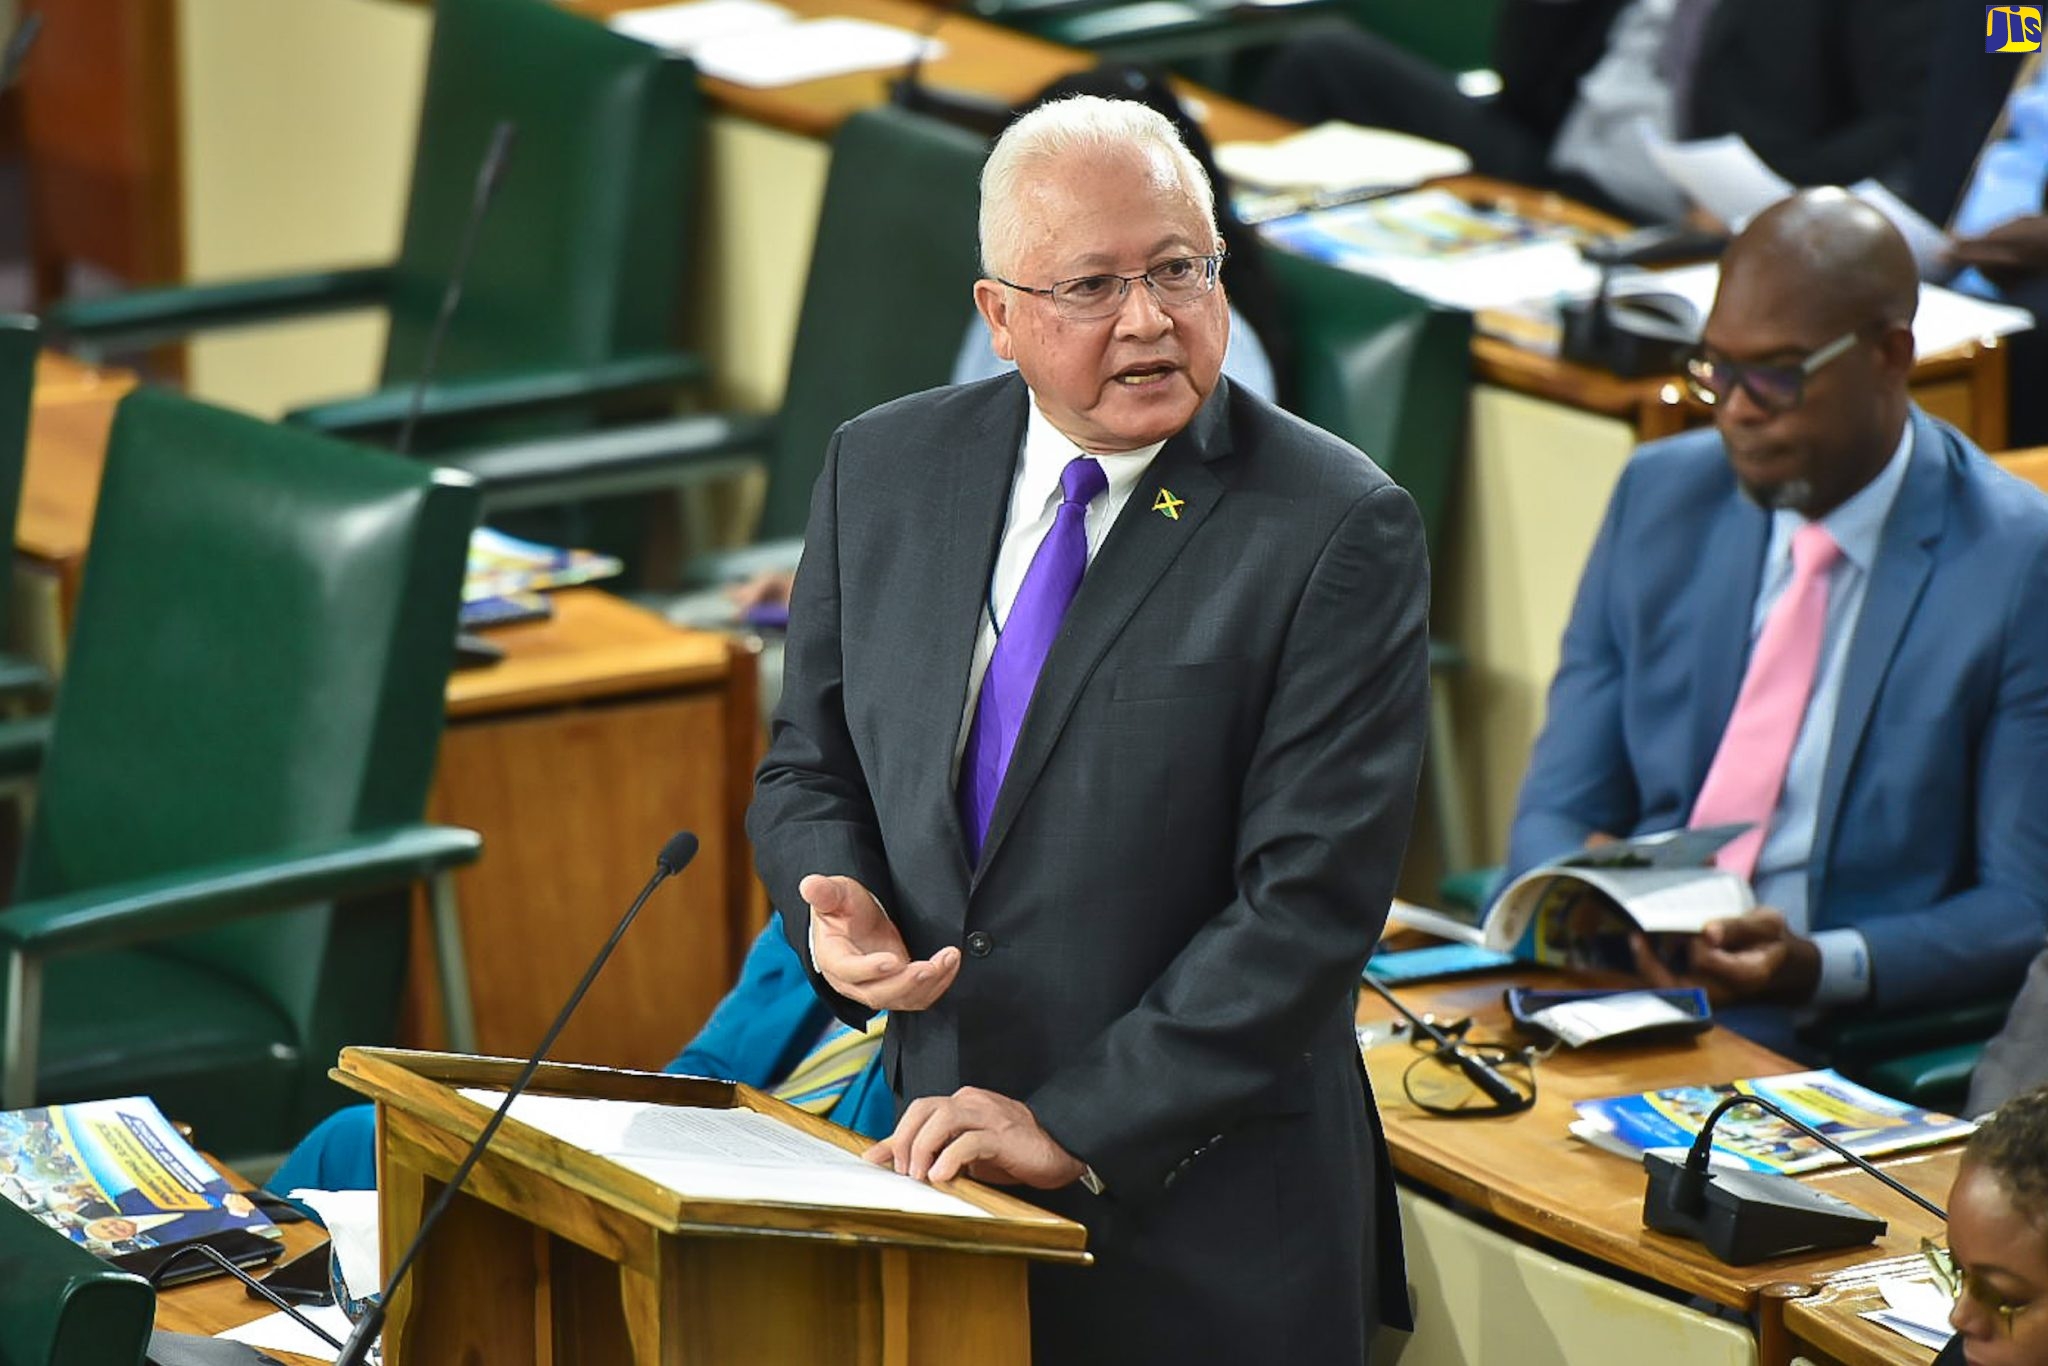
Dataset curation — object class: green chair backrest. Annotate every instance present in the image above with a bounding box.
[1267,249,1472,554]
[0,1199,153,1366]
[0,319,38,649]
[757,106,991,544]
[17,390,479,1150]
[1337,0,1502,72]
[383,0,703,387]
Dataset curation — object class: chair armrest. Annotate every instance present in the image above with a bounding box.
[0,715,51,783]
[0,824,482,959]
[287,352,712,439]
[441,412,776,511]
[46,267,393,358]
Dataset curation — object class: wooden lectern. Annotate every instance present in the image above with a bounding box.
[334,1047,1089,1365]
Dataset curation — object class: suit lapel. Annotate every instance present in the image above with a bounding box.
[919,382,1029,881]
[1808,412,1948,903]
[1687,489,1771,791]
[973,388,1235,881]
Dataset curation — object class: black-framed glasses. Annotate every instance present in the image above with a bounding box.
[1923,1238,2039,1337]
[994,251,1225,321]
[1684,328,1860,415]
[1402,1029,1544,1117]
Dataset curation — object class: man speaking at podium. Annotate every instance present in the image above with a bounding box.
[748,96,1429,1364]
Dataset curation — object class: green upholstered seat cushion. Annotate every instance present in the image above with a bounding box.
[0,1200,153,1366]
[1866,1043,1984,1116]
[30,948,299,1157]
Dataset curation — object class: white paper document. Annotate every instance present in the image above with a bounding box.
[1215,122,1471,195]
[1638,124,1793,228]
[218,1304,354,1363]
[608,0,795,52]
[1849,178,1954,276]
[459,1090,993,1219]
[1859,1276,1957,1351]
[695,18,939,88]
[287,1188,381,1306]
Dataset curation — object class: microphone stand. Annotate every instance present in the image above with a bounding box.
[1643,1091,1946,1263]
[147,1243,346,1361]
[1359,974,1530,1111]
[332,831,698,1366]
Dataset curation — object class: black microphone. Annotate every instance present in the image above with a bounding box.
[394,117,516,459]
[1360,974,1530,1110]
[332,830,699,1366]
[147,1242,347,1356]
[886,3,1012,139]
[1642,1091,1941,1264]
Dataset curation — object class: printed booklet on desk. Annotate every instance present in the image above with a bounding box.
[1480,824,1754,968]
[0,1095,283,1282]
[1571,1069,1974,1173]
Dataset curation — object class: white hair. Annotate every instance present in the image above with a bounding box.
[978,94,1219,279]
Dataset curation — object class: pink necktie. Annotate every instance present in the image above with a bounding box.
[1689,522,1842,881]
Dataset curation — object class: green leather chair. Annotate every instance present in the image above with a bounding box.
[47,0,705,460]
[0,389,484,1163]
[1335,0,1501,73]
[444,104,990,565]
[0,1198,153,1366]
[1806,995,2018,1114]
[0,318,52,712]
[1267,248,1477,875]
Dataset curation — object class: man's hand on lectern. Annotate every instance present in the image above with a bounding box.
[802,873,960,1010]
[866,1087,1086,1189]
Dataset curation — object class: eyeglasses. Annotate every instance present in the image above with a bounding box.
[995,252,1225,322]
[1923,1238,2040,1337]
[1401,1024,1546,1119]
[1684,329,1861,416]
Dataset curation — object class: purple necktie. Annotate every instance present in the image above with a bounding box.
[958,455,1108,859]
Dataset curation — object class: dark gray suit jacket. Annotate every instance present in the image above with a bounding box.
[749,374,1429,1364]
[1972,946,2048,1114]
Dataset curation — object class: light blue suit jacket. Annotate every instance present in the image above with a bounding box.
[1503,408,2048,1013]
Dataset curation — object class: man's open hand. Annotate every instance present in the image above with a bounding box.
[865,1087,1086,1189]
[802,873,960,1010]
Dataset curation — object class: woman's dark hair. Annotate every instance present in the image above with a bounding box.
[1967,1082,2048,1230]
[1006,63,1296,406]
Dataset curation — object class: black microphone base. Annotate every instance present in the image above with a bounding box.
[888,77,1012,138]
[1642,1150,1886,1264]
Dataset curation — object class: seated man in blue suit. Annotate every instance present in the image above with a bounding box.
[1500,188,2048,1055]
[270,914,891,1194]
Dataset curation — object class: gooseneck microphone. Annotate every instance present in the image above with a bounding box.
[332,830,699,1366]
[1360,974,1531,1110]
[1643,1091,1944,1264]
[393,118,516,460]
[147,1243,347,1357]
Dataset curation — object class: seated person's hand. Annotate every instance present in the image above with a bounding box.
[865,1086,1086,1189]
[726,569,796,613]
[801,873,961,1011]
[1947,215,2048,289]
[1629,907,1820,1005]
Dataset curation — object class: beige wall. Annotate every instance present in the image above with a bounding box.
[176,0,429,417]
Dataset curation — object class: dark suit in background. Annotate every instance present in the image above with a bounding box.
[750,374,1429,1364]
[1257,0,1937,220]
[1971,947,2048,1113]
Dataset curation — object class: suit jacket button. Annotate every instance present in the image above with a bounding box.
[966,930,994,958]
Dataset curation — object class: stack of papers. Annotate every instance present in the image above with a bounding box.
[608,0,941,88]
[1218,122,1471,219]
[1861,1276,1957,1351]
[460,1090,994,1219]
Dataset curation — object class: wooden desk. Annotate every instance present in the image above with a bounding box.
[1357,970,1960,1363]
[1772,1256,1943,1366]
[421,587,763,1070]
[12,369,765,1070]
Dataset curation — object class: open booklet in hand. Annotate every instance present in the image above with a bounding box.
[1481,824,1754,967]
[0,1095,283,1283]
